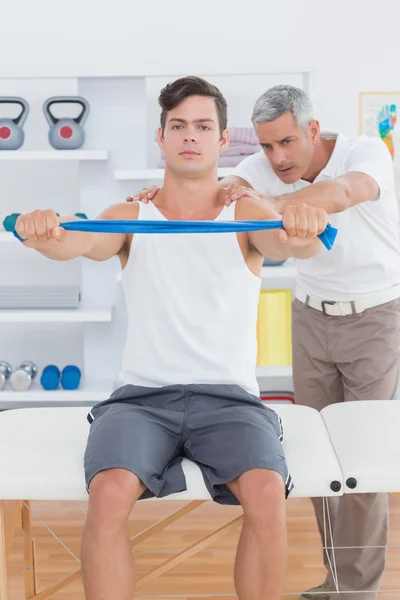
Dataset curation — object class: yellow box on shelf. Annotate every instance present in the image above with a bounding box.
[256,290,292,366]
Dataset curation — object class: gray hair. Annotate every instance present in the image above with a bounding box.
[251,85,314,128]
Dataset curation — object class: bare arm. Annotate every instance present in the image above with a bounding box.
[273,172,379,215]
[219,168,382,216]
[218,176,285,214]
[15,202,139,262]
[236,197,327,261]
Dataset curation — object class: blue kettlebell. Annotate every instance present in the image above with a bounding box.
[43,96,89,150]
[0,97,29,150]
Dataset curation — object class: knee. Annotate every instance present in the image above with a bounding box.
[87,468,143,525]
[239,470,286,527]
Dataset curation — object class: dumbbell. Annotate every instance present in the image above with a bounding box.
[9,361,37,391]
[40,365,61,390]
[40,364,81,390]
[0,361,12,390]
[57,213,88,219]
[61,365,81,390]
[3,213,20,231]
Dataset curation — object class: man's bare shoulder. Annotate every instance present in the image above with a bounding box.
[98,200,140,221]
[235,196,280,222]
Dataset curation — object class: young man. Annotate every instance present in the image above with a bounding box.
[131,85,400,600]
[16,77,329,600]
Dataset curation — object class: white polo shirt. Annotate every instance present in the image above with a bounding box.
[235,132,400,301]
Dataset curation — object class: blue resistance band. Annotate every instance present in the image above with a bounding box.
[13,219,338,250]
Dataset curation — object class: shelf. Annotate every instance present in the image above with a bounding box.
[0,369,291,410]
[114,167,237,180]
[0,308,112,323]
[0,150,109,161]
[0,379,114,409]
[256,365,292,378]
[261,262,297,280]
[0,68,316,80]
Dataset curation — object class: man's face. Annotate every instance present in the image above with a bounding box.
[254,111,319,183]
[158,95,228,177]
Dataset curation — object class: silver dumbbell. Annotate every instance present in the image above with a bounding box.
[9,361,37,391]
[0,361,12,390]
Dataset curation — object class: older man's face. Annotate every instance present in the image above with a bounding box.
[254,111,319,184]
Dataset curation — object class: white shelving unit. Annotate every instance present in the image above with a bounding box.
[0,150,109,161]
[0,309,112,323]
[0,369,293,410]
[261,261,297,293]
[0,69,312,406]
[262,261,296,280]
[0,380,114,410]
[256,366,292,378]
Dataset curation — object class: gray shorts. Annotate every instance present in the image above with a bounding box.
[84,383,294,505]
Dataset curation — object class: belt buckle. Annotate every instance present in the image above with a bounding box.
[321,300,336,316]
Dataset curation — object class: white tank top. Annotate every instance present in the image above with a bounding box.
[119,200,261,397]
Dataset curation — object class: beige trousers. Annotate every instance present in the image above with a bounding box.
[292,297,400,599]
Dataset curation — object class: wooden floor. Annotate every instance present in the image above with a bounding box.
[5,495,400,599]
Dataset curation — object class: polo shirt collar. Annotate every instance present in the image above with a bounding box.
[316,131,348,179]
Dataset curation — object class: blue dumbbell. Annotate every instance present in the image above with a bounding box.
[61,365,81,390]
[40,365,61,390]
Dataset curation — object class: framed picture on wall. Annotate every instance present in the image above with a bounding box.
[359,91,400,204]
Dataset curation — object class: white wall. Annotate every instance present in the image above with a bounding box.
[2,0,400,136]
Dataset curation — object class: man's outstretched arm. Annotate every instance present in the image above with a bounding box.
[236,197,327,261]
[15,202,139,261]
[219,137,392,215]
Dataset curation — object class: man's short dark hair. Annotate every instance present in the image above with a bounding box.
[159,76,227,136]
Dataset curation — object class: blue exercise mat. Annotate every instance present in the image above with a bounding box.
[13,218,338,250]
